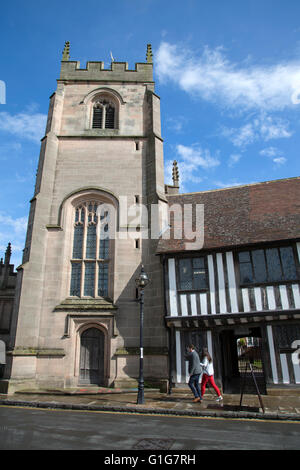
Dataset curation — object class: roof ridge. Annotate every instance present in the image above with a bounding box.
[167,176,300,197]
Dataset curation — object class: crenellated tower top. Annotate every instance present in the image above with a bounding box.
[59,42,154,83]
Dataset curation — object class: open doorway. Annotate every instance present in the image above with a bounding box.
[220,328,266,394]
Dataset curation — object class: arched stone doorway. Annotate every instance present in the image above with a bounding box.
[79,327,105,385]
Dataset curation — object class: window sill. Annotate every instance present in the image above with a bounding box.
[86,129,120,136]
[54,297,117,311]
[239,280,299,288]
[177,288,209,294]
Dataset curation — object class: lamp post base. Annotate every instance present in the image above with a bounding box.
[137,384,145,404]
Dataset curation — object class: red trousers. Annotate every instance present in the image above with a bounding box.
[201,374,221,397]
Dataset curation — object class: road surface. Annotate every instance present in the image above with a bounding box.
[0,405,299,451]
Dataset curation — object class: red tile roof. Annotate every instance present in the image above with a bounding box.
[156,177,300,253]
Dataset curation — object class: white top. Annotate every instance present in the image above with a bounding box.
[201,357,214,376]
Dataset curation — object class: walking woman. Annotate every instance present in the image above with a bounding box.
[200,348,223,402]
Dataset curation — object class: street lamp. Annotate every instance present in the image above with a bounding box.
[135,265,149,404]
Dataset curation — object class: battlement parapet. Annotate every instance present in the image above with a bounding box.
[59,42,154,83]
[60,60,153,82]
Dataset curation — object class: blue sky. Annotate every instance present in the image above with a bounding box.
[1,0,300,266]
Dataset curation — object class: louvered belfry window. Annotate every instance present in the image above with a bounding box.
[105,105,115,129]
[92,106,103,128]
[70,201,110,298]
[92,99,115,129]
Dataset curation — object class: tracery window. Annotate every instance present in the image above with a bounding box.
[92,99,116,129]
[70,201,110,298]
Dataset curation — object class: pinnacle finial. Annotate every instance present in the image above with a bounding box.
[4,242,11,265]
[146,44,153,63]
[62,41,70,61]
[172,160,179,186]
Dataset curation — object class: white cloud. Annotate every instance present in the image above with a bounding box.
[0,142,22,160]
[214,180,256,189]
[259,146,287,166]
[259,147,278,157]
[176,144,220,169]
[0,213,27,267]
[223,123,256,147]
[223,113,292,148]
[0,213,27,236]
[228,153,242,167]
[164,144,219,190]
[0,111,47,143]
[273,157,287,165]
[166,115,188,133]
[156,41,300,111]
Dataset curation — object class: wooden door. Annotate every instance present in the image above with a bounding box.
[79,328,104,385]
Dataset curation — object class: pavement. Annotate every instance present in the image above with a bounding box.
[1,386,300,421]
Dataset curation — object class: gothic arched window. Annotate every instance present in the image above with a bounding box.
[70,201,110,298]
[92,99,116,129]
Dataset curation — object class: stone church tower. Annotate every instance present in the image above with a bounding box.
[5,43,169,392]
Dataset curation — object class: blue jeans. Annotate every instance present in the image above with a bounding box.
[188,374,201,399]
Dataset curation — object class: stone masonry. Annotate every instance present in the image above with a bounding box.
[3,44,168,392]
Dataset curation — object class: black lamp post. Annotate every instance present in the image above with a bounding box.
[135,265,149,404]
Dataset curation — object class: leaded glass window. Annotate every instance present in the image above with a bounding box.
[73,225,84,259]
[98,263,108,297]
[238,246,298,285]
[86,224,97,259]
[100,224,109,259]
[73,207,85,259]
[70,263,82,296]
[84,262,96,296]
[178,257,207,291]
[70,201,111,298]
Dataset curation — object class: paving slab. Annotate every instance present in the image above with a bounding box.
[0,387,300,421]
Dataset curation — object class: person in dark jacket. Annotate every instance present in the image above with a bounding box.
[185,344,202,403]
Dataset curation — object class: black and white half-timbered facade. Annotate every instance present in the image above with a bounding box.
[158,176,300,393]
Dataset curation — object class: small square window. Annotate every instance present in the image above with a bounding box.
[178,257,207,291]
